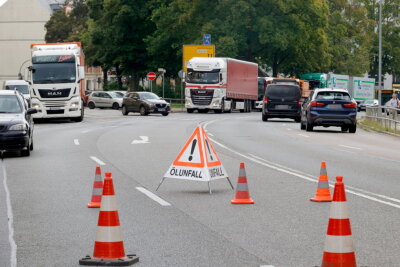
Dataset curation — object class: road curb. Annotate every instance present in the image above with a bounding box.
[358,121,400,138]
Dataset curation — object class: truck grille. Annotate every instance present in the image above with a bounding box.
[191,89,213,105]
[38,88,71,98]
[44,101,67,108]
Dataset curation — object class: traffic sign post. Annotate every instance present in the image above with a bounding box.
[147,72,157,92]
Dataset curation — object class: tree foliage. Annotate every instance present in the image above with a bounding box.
[44,0,400,86]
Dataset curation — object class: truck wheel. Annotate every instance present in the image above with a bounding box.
[262,114,268,121]
[72,108,84,122]
[187,108,194,113]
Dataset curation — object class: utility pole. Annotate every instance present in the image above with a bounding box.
[158,68,166,98]
[378,0,383,105]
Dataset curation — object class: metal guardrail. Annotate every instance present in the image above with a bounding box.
[365,106,400,134]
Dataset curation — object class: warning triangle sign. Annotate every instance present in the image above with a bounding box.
[163,126,229,183]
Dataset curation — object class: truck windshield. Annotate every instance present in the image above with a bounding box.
[186,71,219,84]
[5,85,29,94]
[32,55,76,84]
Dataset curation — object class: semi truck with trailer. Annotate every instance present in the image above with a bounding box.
[28,42,85,121]
[185,57,258,113]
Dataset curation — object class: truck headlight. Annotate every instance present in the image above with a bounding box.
[9,123,26,131]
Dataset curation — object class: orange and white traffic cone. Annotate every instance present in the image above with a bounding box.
[231,162,254,204]
[80,172,139,266]
[87,166,103,208]
[310,162,332,202]
[321,176,356,267]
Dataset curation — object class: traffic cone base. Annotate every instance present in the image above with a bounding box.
[322,252,356,267]
[231,198,254,204]
[310,162,332,202]
[79,254,139,266]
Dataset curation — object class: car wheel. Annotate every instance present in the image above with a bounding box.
[112,102,120,110]
[187,108,194,113]
[30,139,33,151]
[88,102,95,109]
[139,106,148,116]
[341,126,349,132]
[306,119,313,132]
[300,120,306,130]
[21,148,30,157]
[349,125,357,133]
[262,114,268,121]
[162,112,169,116]
[122,105,129,115]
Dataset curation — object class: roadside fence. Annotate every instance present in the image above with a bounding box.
[365,106,400,134]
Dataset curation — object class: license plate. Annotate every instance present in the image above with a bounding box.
[158,108,165,112]
[275,105,289,109]
[328,104,341,109]
[49,107,61,110]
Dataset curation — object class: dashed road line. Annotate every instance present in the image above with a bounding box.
[298,134,310,138]
[90,156,105,166]
[339,144,362,150]
[136,187,171,206]
[204,121,400,210]
[2,162,17,267]
[74,139,80,145]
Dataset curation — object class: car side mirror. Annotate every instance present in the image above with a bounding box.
[27,108,37,115]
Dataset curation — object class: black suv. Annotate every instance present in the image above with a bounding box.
[121,92,170,116]
[262,84,302,122]
[0,90,37,156]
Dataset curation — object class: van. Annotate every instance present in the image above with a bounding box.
[262,84,301,122]
[4,80,31,105]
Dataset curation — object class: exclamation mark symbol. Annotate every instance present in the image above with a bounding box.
[205,140,213,161]
[188,139,197,161]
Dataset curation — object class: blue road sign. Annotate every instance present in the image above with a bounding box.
[203,34,211,45]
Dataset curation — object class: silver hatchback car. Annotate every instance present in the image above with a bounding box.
[87,91,123,109]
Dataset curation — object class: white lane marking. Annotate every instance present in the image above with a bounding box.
[90,156,105,166]
[208,132,400,210]
[298,134,310,138]
[339,144,362,150]
[136,187,171,206]
[81,130,90,133]
[208,133,214,136]
[74,139,80,145]
[131,136,150,144]
[287,128,292,131]
[260,265,275,267]
[2,163,17,267]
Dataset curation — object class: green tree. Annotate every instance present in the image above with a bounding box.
[327,0,373,76]
[45,10,72,42]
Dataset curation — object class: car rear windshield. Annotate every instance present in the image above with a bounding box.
[316,91,351,101]
[0,95,22,113]
[266,85,300,98]
[6,85,29,94]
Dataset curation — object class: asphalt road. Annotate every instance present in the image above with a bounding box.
[1,108,400,267]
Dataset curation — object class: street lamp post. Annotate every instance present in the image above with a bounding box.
[18,59,31,80]
[378,0,382,105]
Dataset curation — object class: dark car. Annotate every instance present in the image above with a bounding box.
[121,91,170,116]
[0,90,37,156]
[262,84,302,122]
[300,88,357,133]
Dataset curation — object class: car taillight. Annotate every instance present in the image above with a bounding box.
[263,96,269,104]
[343,102,357,108]
[310,101,325,107]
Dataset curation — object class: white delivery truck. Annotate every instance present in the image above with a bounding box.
[28,42,85,121]
[327,73,350,90]
[349,77,375,101]
[185,57,258,113]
